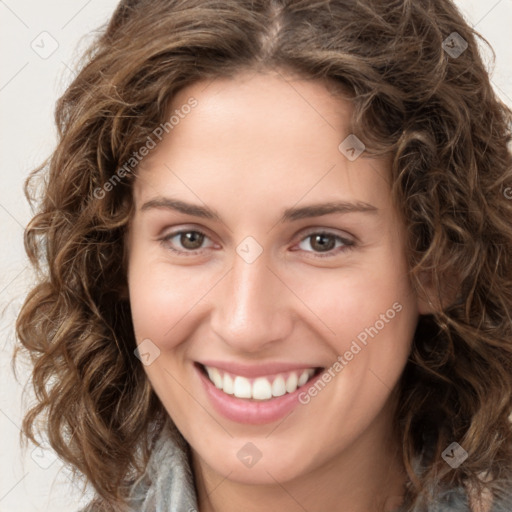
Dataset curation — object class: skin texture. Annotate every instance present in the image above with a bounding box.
[126,69,433,512]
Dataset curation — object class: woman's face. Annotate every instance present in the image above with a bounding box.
[126,69,421,484]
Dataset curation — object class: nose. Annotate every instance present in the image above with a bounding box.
[209,250,294,353]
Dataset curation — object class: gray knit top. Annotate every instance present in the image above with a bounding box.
[80,422,512,512]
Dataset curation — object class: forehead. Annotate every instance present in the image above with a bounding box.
[169,69,355,140]
[133,70,391,212]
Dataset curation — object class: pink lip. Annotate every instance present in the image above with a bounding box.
[198,360,321,378]
[195,363,323,425]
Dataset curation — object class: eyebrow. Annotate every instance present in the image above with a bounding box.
[140,197,378,222]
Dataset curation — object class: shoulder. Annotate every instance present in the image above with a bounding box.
[465,478,512,512]
[440,482,512,512]
[396,482,512,512]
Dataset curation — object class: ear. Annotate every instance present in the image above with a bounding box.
[117,228,131,301]
[416,271,437,315]
[118,280,130,301]
[415,269,459,315]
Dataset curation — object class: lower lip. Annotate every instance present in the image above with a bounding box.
[195,364,323,425]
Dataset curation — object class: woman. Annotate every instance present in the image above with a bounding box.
[14,0,512,510]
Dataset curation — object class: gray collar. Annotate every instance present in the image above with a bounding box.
[126,422,198,512]
[124,422,511,512]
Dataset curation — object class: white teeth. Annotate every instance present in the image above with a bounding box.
[298,370,310,387]
[207,367,223,388]
[285,373,298,393]
[252,378,272,400]
[233,376,252,398]
[223,373,234,395]
[271,375,286,397]
[204,365,317,400]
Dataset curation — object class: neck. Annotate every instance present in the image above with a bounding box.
[191,398,407,512]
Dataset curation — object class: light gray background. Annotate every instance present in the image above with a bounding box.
[1,1,511,511]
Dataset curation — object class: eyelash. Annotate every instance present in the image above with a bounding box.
[160,228,356,258]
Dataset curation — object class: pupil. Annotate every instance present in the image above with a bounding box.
[181,231,203,249]
[312,234,334,252]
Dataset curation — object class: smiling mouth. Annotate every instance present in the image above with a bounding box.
[197,363,323,401]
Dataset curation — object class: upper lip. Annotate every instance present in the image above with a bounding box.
[197,360,323,378]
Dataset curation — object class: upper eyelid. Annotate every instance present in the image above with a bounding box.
[161,226,217,244]
[161,226,352,240]
[298,227,354,242]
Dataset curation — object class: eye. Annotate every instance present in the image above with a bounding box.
[160,228,355,258]
[295,231,355,258]
[161,229,215,254]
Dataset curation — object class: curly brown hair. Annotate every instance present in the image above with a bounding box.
[13,0,512,510]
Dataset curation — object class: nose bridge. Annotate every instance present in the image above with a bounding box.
[210,249,292,351]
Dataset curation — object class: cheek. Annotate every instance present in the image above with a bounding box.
[293,248,418,393]
[127,249,202,345]
[296,257,415,345]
